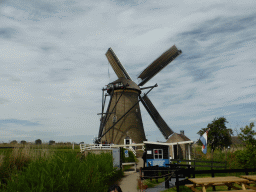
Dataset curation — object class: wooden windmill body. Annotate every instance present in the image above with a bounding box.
[98,45,182,145]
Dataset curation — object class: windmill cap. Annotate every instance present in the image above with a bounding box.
[109,77,141,93]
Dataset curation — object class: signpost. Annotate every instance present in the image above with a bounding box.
[112,148,121,169]
[124,150,129,158]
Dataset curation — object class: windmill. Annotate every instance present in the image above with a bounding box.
[97,45,182,145]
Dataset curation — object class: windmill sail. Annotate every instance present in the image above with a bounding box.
[140,95,174,139]
[138,45,182,86]
[105,48,132,80]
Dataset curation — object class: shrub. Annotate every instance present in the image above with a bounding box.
[122,148,136,163]
[235,145,256,169]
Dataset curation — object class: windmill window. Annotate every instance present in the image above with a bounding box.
[153,149,163,159]
[112,115,117,123]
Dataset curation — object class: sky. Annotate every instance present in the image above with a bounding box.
[0,0,255,144]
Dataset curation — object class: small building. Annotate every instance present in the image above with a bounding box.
[230,136,245,151]
[143,141,170,167]
[166,130,192,159]
[143,140,194,167]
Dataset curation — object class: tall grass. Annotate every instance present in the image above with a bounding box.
[0,147,122,192]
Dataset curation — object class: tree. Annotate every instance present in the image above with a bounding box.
[197,117,233,152]
[10,140,18,144]
[238,122,255,146]
[35,139,42,145]
[235,122,256,168]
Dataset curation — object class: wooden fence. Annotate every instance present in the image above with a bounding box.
[140,159,227,190]
[170,159,227,169]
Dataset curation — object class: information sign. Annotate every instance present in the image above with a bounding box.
[124,150,129,158]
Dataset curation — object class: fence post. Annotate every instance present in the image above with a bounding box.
[176,170,180,192]
[165,175,169,189]
[139,167,142,192]
[192,167,195,178]
[155,168,158,183]
[211,161,216,191]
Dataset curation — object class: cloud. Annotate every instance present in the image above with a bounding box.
[0,0,255,143]
[0,119,41,127]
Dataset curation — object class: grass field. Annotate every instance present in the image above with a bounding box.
[0,144,123,192]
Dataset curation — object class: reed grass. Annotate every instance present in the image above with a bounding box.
[0,146,123,192]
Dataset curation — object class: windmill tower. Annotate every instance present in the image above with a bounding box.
[97,45,182,145]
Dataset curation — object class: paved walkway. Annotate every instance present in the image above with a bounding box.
[144,178,178,192]
[119,158,181,192]
[119,158,144,192]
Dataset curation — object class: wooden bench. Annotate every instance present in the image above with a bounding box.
[185,184,256,191]
[122,162,137,173]
[185,183,226,188]
[217,191,256,192]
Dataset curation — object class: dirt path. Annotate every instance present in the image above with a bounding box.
[119,158,144,192]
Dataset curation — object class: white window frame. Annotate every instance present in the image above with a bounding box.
[153,149,163,159]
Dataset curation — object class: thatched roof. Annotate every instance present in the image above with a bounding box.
[231,136,245,146]
[166,132,191,143]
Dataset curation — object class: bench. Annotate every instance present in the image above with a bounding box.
[217,191,256,192]
[185,183,226,188]
[185,184,256,191]
[122,162,137,173]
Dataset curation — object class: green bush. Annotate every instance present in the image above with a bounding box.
[235,146,256,169]
[122,148,136,163]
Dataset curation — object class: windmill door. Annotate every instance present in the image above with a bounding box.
[124,137,131,149]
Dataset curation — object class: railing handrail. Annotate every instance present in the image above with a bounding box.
[80,143,144,153]
[170,159,226,164]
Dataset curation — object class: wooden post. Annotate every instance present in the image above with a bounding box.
[225,147,227,162]
[176,170,180,192]
[155,168,158,183]
[177,143,179,160]
[194,144,196,160]
[211,150,216,191]
[165,175,169,188]
[188,144,191,165]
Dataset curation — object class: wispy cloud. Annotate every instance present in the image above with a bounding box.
[0,0,255,143]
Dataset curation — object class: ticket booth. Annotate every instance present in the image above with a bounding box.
[144,141,169,167]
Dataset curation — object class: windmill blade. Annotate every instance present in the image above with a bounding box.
[138,45,182,86]
[140,95,174,139]
[105,48,132,80]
